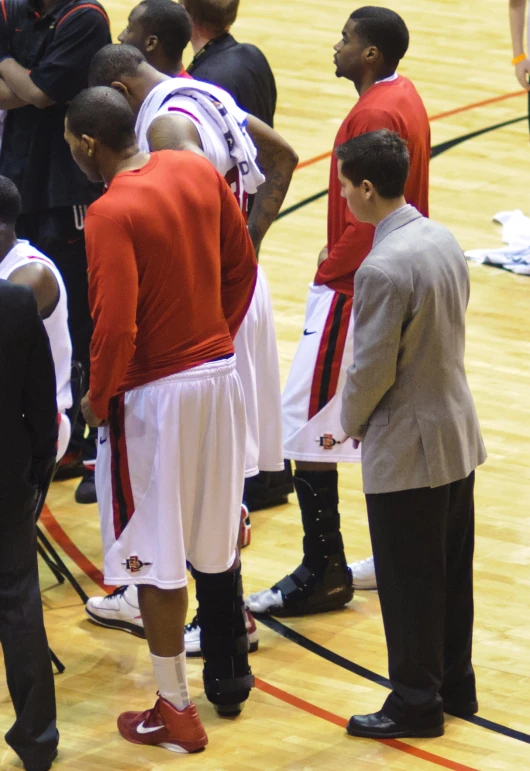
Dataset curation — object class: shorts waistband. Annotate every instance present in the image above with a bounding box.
[131,355,237,390]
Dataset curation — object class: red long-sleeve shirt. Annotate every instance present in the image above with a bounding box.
[315,75,430,295]
[85,150,257,420]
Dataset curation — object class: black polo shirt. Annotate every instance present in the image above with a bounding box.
[187,33,277,128]
[0,0,111,213]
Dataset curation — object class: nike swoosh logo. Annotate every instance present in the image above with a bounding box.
[137,721,164,735]
[303,329,317,336]
[99,437,107,445]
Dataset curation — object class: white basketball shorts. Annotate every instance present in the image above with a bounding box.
[282,284,361,464]
[95,357,246,589]
[234,265,284,478]
[57,412,71,462]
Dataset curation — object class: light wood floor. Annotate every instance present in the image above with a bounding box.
[2,0,530,768]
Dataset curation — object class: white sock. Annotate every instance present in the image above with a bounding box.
[150,652,190,711]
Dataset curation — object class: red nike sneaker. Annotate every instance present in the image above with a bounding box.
[117,695,208,753]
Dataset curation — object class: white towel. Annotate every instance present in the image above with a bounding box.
[465,210,530,275]
[135,78,265,194]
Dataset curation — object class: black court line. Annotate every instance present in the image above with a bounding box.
[258,615,530,746]
[277,114,528,222]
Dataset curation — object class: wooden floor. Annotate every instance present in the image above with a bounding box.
[2,0,530,768]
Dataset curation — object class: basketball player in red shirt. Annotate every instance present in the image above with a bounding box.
[65,86,256,751]
[247,6,431,616]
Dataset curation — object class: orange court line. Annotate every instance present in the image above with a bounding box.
[295,88,527,171]
[40,503,115,594]
[255,677,480,771]
[41,501,480,770]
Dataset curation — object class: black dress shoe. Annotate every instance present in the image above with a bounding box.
[443,700,478,717]
[346,710,444,739]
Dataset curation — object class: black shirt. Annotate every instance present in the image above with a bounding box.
[0,0,111,213]
[188,33,277,128]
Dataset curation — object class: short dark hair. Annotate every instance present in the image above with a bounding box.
[89,44,146,88]
[336,130,409,198]
[138,0,192,61]
[66,87,137,152]
[0,175,21,225]
[350,6,409,69]
[181,0,239,37]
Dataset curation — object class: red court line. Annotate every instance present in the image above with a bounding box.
[255,677,479,771]
[40,504,114,593]
[42,504,479,770]
[296,88,526,171]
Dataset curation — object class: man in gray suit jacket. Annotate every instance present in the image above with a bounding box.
[338,130,486,740]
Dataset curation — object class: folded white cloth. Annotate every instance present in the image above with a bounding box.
[465,210,530,275]
[135,78,265,194]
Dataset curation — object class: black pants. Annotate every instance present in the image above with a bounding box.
[366,472,476,727]
[0,510,58,769]
[17,207,96,461]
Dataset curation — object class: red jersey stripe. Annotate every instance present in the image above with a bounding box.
[56,4,110,29]
[109,394,135,540]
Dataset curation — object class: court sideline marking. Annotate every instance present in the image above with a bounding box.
[295,88,526,171]
[40,507,479,771]
[40,503,530,751]
[278,114,528,221]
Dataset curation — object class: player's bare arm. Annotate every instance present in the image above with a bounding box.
[245,115,298,253]
[0,59,54,108]
[0,77,27,109]
[509,0,530,89]
[146,113,206,156]
[9,262,60,319]
[317,245,328,266]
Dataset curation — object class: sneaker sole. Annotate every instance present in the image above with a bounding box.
[267,590,354,617]
[186,639,259,658]
[86,608,146,638]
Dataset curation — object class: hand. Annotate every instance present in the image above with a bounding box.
[81,392,105,428]
[317,245,328,266]
[515,59,530,90]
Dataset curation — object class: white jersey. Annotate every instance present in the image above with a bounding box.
[0,240,72,414]
[160,93,247,209]
[136,79,284,476]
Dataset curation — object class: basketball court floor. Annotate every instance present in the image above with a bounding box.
[1,0,530,768]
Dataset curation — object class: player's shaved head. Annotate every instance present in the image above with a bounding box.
[350,7,409,68]
[0,175,21,226]
[180,0,239,36]
[89,44,147,88]
[66,87,137,152]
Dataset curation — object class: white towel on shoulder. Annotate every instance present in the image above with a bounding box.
[135,78,265,194]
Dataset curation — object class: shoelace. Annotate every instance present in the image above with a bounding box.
[107,585,128,599]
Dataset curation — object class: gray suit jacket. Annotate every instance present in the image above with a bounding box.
[341,205,486,494]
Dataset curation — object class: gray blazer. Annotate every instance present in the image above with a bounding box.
[340,205,486,495]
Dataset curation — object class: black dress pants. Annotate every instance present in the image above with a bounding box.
[366,472,476,727]
[0,509,58,770]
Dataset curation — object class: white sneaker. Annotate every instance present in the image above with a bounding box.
[245,588,284,614]
[184,607,259,657]
[348,556,377,590]
[85,585,145,637]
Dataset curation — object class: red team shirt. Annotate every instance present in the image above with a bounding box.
[85,150,257,420]
[315,75,431,295]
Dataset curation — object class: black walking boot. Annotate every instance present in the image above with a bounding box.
[246,470,353,616]
[192,565,254,716]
